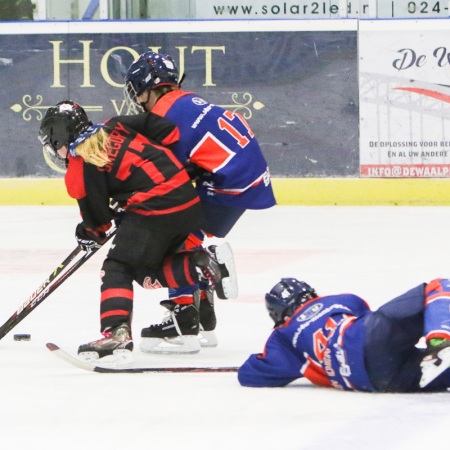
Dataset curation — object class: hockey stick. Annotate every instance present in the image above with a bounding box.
[0,228,116,341]
[46,343,239,374]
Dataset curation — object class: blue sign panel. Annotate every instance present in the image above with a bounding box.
[0,21,358,177]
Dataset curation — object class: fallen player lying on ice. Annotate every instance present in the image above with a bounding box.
[238,277,450,392]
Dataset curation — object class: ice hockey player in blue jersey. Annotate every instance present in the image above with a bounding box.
[238,277,450,392]
[125,51,276,353]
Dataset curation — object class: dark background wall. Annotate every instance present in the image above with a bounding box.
[0,30,358,177]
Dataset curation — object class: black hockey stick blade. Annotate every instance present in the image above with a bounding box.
[0,228,116,341]
[46,343,239,373]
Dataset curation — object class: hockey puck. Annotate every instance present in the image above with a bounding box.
[14,334,31,341]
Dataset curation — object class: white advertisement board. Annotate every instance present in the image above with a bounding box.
[194,1,450,19]
[359,19,450,177]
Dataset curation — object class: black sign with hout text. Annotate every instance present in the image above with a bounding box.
[0,30,357,177]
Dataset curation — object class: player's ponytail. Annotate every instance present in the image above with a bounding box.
[75,128,111,167]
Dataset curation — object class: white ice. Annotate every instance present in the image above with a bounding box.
[0,205,449,450]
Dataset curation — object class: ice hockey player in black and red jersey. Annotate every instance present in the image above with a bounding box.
[38,100,237,364]
[125,51,276,352]
[238,277,450,392]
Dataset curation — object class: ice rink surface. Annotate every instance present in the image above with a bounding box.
[0,205,449,450]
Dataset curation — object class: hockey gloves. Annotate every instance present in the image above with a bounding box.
[75,223,106,252]
[184,161,207,182]
[112,206,125,228]
[109,200,125,228]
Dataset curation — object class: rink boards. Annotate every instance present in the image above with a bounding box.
[1,177,450,206]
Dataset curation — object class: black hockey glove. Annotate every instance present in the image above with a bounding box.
[112,207,125,228]
[75,223,106,252]
[184,161,207,181]
[109,200,125,227]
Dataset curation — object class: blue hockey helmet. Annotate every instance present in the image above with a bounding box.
[265,278,318,326]
[38,100,91,172]
[125,51,180,105]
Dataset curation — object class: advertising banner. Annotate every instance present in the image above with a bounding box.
[194,0,450,19]
[359,19,450,178]
[0,20,358,178]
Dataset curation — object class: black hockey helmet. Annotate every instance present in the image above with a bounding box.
[125,51,180,106]
[38,100,92,171]
[265,278,318,326]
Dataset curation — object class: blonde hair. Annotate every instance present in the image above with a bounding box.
[75,128,111,167]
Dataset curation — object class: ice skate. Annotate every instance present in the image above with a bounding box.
[420,339,450,388]
[163,290,218,348]
[140,300,201,354]
[193,242,238,300]
[199,288,218,347]
[78,324,134,367]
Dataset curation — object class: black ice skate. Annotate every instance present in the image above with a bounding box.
[140,300,201,354]
[192,242,238,300]
[78,324,133,366]
[420,339,450,388]
[199,288,218,347]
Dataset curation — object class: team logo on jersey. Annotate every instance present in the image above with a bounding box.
[192,97,208,106]
[143,276,163,290]
[296,303,323,322]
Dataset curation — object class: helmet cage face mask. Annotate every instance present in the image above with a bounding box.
[38,127,67,173]
[265,278,318,326]
[42,143,67,173]
[125,79,139,106]
[123,81,146,114]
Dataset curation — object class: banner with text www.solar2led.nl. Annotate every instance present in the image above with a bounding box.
[359,19,450,178]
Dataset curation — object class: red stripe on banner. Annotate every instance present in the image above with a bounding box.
[101,288,133,302]
[163,255,178,288]
[395,87,450,104]
[100,309,130,319]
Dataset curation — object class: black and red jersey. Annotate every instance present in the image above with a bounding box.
[64,116,200,234]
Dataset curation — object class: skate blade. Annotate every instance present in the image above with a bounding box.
[140,335,201,354]
[215,242,238,299]
[199,330,218,347]
[170,330,218,348]
[420,346,450,388]
[78,349,134,368]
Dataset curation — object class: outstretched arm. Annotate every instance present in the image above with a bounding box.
[238,330,304,387]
